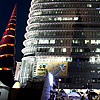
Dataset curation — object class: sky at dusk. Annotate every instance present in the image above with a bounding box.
[0,0,31,61]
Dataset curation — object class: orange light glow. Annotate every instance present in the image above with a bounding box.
[0,68,11,70]
[6,28,15,31]
[0,54,13,57]
[3,35,15,38]
[10,19,16,21]
[11,15,16,18]
[0,44,7,47]
[8,23,16,26]
[0,68,2,70]
[0,44,14,48]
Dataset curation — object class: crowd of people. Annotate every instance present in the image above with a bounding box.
[49,89,100,100]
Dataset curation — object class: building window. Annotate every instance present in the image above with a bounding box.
[57,17,63,21]
[49,18,52,21]
[60,40,63,43]
[74,17,78,20]
[66,57,72,62]
[73,40,80,44]
[99,11,100,14]
[91,78,97,83]
[87,4,92,7]
[97,70,100,73]
[62,48,66,52]
[33,11,42,15]
[91,40,95,44]
[74,48,83,52]
[91,40,100,45]
[63,17,72,20]
[95,48,100,52]
[85,40,90,44]
[89,56,100,63]
[39,40,49,44]
[49,48,54,52]
[91,70,95,73]
[32,40,37,44]
[50,40,55,44]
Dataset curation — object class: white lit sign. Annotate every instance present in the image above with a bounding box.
[49,72,53,87]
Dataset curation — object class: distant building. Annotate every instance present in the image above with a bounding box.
[19,0,100,89]
[0,5,16,87]
[15,62,21,81]
[0,81,9,100]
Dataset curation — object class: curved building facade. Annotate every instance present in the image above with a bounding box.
[20,0,100,88]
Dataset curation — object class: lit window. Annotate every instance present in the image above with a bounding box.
[85,40,90,44]
[98,70,100,73]
[89,56,100,63]
[57,17,62,21]
[62,48,66,52]
[55,11,58,14]
[74,17,78,20]
[50,40,55,44]
[91,40,95,44]
[39,40,49,44]
[96,40,100,44]
[49,18,52,21]
[89,56,95,63]
[99,11,100,14]
[95,48,100,52]
[49,48,54,52]
[80,49,83,52]
[31,40,37,44]
[54,18,57,21]
[91,70,95,73]
[60,40,63,43]
[73,40,80,44]
[87,4,92,7]
[33,12,42,15]
[91,78,97,83]
[63,17,72,20]
[44,40,49,44]
[39,40,43,44]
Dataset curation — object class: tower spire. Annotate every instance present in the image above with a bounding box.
[0,5,17,87]
[1,4,16,44]
[0,5,16,68]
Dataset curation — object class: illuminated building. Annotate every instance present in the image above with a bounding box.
[14,62,21,81]
[19,0,100,88]
[0,5,16,87]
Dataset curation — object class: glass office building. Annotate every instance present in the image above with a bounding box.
[19,0,100,88]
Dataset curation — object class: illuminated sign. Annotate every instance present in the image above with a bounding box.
[36,62,68,76]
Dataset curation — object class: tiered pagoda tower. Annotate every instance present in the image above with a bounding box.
[0,5,16,87]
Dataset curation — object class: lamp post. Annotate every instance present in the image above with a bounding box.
[58,78,61,92]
